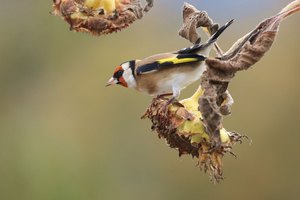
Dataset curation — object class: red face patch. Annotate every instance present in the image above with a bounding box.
[118,76,128,88]
[112,66,128,87]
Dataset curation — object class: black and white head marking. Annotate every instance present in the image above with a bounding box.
[120,60,137,88]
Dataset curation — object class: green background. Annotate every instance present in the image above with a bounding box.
[0,0,299,199]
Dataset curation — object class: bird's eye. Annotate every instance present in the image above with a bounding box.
[113,70,124,79]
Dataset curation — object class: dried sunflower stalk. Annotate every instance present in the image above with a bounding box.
[143,0,300,183]
[52,0,153,35]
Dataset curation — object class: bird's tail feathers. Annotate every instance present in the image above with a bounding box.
[206,19,234,44]
[177,19,234,55]
[195,19,234,55]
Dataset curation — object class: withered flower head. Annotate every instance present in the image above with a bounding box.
[52,0,153,35]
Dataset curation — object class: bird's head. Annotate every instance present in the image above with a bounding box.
[106,60,136,88]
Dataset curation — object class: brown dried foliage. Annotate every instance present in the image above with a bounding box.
[199,3,300,146]
[143,1,300,182]
[178,3,219,44]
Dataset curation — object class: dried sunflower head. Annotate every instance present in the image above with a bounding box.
[52,0,153,35]
[142,87,244,183]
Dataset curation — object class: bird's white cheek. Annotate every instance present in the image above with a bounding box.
[127,77,137,88]
[123,70,137,88]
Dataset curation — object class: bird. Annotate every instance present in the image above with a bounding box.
[106,20,234,103]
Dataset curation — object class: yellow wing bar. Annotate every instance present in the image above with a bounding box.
[136,54,205,75]
[157,57,199,65]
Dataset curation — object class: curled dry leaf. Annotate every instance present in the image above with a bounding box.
[178,3,219,44]
[144,0,300,182]
[52,0,153,35]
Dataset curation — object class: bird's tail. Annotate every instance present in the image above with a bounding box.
[177,19,234,55]
[195,19,234,55]
[207,19,234,44]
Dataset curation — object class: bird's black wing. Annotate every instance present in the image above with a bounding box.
[136,54,206,75]
[177,44,204,54]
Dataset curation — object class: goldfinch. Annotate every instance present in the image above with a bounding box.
[106,20,233,101]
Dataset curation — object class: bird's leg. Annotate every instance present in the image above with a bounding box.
[166,96,176,105]
[158,97,175,119]
[156,93,173,100]
[170,86,184,107]
[159,87,182,113]
[156,93,174,116]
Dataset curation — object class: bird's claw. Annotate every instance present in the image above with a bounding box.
[159,100,172,114]
[156,93,173,100]
[172,101,184,108]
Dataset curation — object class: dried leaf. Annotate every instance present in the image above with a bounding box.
[199,0,300,143]
[178,3,218,44]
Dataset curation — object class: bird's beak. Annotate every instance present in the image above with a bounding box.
[105,77,117,87]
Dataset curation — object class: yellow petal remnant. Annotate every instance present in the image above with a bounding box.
[180,86,204,114]
[84,0,117,13]
[84,0,102,9]
[179,87,230,144]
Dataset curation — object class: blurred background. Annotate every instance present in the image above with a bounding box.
[0,0,299,200]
